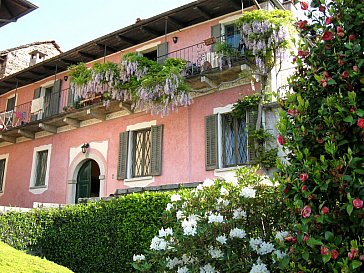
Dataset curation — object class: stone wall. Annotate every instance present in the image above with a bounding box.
[0,42,61,78]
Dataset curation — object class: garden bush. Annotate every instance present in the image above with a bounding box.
[276,0,364,272]
[132,167,291,273]
[0,191,171,273]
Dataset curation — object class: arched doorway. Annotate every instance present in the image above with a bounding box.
[75,159,100,203]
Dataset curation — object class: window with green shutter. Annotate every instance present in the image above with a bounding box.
[34,150,48,186]
[205,109,257,170]
[117,125,163,180]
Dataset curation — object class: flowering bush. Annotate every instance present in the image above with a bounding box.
[277,0,363,271]
[132,167,291,272]
[69,54,190,116]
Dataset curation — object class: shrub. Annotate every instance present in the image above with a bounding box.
[0,191,171,273]
[133,167,291,273]
[276,0,364,272]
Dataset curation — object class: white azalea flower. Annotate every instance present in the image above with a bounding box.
[200,263,219,273]
[216,235,227,245]
[275,231,289,241]
[249,238,263,252]
[208,213,224,224]
[171,194,181,202]
[232,208,247,219]
[208,246,224,259]
[203,178,214,187]
[178,266,190,273]
[158,227,173,237]
[166,257,182,269]
[229,227,246,239]
[150,236,168,251]
[165,203,173,211]
[220,186,229,196]
[240,187,256,198]
[250,258,269,273]
[132,254,145,262]
[256,241,275,255]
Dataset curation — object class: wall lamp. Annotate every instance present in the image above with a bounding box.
[172,36,178,44]
[63,75,69,81]
[81,143,89,154]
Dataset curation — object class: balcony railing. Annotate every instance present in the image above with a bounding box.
[158,31,245,76]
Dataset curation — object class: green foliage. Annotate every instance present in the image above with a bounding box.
[214,41,238,57]
[0,242,73,273]
[277,0,364,272]
[69,63,91,86]
[0,191,172,273]
[133,167,291,272]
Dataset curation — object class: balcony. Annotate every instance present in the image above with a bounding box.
[159,31,249,90]
[0,88,132,144]
[0,31,249,144]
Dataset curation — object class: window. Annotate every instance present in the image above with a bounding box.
[34,150,48,186]
[30,144,52,190]
[0,158,7,192]
[118,124,163,180]
[137,42,168,64]
[205,108,257,170]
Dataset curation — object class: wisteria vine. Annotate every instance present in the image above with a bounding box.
[69,53,191,116]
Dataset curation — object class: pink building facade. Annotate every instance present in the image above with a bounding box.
[0,0,289,208]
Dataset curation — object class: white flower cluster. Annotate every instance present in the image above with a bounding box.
[240,187,256,198]
[150,236,168,251]
[199,263,219,273]
[171,194,182,202]
[232,208,247,220]
[216,235,227,245]
[250,238,275,255]
[132,254,145,262]
[181,215,198,236]
[229,228,246,239]
[159,227,173,237]
[166,256,182,269]
[177,266,189,273]
[208,246,224,259]
[275,231,289,241]
[250,258,270,273]
[207,213,224,224]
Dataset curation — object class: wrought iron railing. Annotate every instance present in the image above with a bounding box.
[158,31,245,76]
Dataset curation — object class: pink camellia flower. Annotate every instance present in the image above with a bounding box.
[298,20,308,29]
[291,237,297,244]
[325,17,332,25]
[342,71,349,78]
[322,30,334,41]
[319,5,326,12]
[302,185,308,192]
[349,34,355,41]
[353,198,363,209]
[300,1,309,10]
[337,26,343,33]
[321,206,330,214]
[359,254,364,261]
[357,119,364,129]
[331,250,339,260]
[321,246,329,255]
[300,173,309,182]
[337,32,345,38]
[323,71,330,78]
[348,252,354,261]
[292,57,297,62]
[297,50,309,57]
[277,134,286,145]
[303,234,309,242]
[338,59,345,66]
[353,65,358,71]
[321,78,327,88]
[301,205,312,218]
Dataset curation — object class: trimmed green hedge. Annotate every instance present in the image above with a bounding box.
[0,191,171,273]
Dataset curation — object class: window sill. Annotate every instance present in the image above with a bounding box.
[214,166,243,173]
[29,185,47,189]
[124,176,153,183]
[124,176,154,187]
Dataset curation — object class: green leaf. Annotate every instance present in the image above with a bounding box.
[325,231,334,242]
[322,254,331,263]
[343,115,354,123]
[303,251,309,261]
[350,260,362,270]
[307,238,323,248]
[356,109,364,117]
[347,204,354,216]
[327,79,337,85]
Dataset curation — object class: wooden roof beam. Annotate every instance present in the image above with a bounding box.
[61,58,78,65]
[228,0,241,9]
[78,51,97,60]
[42,65,56,71]
[96,44,119,54]
[194,6,211,19]
[28,70,45,76]
[117,35,138,45]
[140,26,163,37]
[166,16,185,29]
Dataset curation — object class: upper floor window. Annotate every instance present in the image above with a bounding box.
[118,123,163,180]
[137,42,168,64]
[0,157,7,193]
[205,107,257,170]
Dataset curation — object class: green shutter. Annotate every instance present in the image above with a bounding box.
[157,42,168,64]
[150,125,163,176]
[248,108,259,163]
[0,159,6,192]
[30,87,41,121]
[50,79,61,116]
[211,24,221,52]
[117,131,129,180]
[205,114,219,170]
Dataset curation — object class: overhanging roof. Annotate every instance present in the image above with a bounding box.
[0,0,266,94]
[0,0,38,28]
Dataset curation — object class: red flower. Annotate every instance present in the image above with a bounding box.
[300,1,309,10]
[323,71,330,78]
[357,119,364,129]
[322,30,334,41]
[349,34,355,41]
[301,185,308,192]
[291,237,297,244]
[277,134,286,145]
[292,57,297,62]
[331,250,339,260]
[300,173,308,182]
[303,234,309,242]
[360,254,364,261]
[298,20,308,29]
[353,65,358,71]
[321,246,329,255]
[325,17,332,25]
[337,32,345,38]
[301,205,312,218]
[320,79,327,88]
[338,59,345,66]
[319,5,326,12]
[348,252,355,260]
[297,50,309,57]
[342,71,349,78]
[353,198,363,209]
[317,137,324,144]
[337,26,343,33]
[321,206,330,214]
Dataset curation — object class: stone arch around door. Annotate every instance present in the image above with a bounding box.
[67,149,106,204]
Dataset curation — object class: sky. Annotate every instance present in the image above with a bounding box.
[0,0,196,52]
